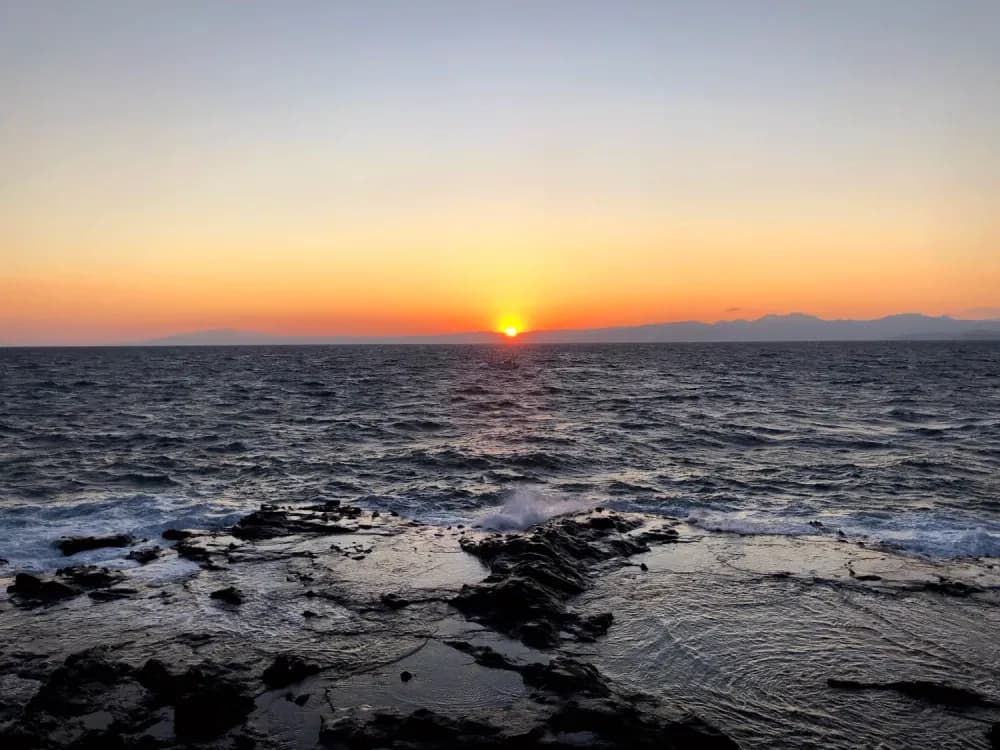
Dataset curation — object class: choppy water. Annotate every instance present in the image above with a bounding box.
[1,342,998,571]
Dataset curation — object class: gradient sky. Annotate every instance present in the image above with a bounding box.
[2,1,998,344]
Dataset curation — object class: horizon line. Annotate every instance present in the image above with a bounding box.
[4,311,1000,348]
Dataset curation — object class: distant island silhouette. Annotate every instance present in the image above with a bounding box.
[137,314,1000,346]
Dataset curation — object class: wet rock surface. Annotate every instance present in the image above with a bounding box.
[827,678,996,707]
[452,513,654,647]
[2,504,998,749]
[262,654,321,688]
[55,534,134,556]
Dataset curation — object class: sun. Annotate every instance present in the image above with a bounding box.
[504,326,519,338]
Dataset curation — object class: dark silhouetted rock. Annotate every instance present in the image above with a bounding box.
[161,528,192,541]
[210,586,243,604]
[55,565,123,589]
[381,592,410,609]
[922,579,982,597]
[232,504,362,540]
[55,534,133,556]
[828,678,995,707]
[27,647,132,716]
[137,659,254,738]
[400,670,414,682]
[127,546,161,564]
[172,668,255,738]
[452,514,650,647]
[6,573,76,602]
[522,658,611,697]
[261,654,320,688]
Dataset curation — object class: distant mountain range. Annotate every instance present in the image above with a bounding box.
[140,314,1000,346]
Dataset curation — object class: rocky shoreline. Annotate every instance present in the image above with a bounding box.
[2,501,999,749]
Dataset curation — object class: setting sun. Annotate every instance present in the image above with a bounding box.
[504,326,519,338]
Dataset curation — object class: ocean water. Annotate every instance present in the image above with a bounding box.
[1,341,998,571]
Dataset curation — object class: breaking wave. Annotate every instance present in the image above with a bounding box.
[473,489,595,531]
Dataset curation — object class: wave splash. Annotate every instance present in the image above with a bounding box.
[473,488,594,531]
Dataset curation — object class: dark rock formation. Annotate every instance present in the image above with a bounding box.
[6,566,125,603]
[127,546,161,564]
[452,514,651,647]
[827,678,995,707]
[55,565,124,589]
[210,586,243,604]
[55,534,134,556]
[161,528,192,541]
[6,573,77,602]
[318,699,738,749]
[381,592,410,609]
[137,659,255,738]
[437,641,736,747]
[232,503,363,541]
[261,654,321,688]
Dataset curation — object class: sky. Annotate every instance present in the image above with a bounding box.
[2,1,998,345]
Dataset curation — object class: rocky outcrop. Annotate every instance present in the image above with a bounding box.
[55,534,134,556]
[231,502,363,541]
[1,648,256,748]
[209,586,243,605]
[261,654,321,688]
[6,566,126,604]
[827,678,995,707]
[452,513,653,647]
[6,573,77,602]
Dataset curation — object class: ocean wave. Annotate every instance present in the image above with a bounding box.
[472,488,595,531]
[0,493,245,574]
[682,507,1000,559]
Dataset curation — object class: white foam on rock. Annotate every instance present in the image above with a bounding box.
[0,492,245,574]
[473,488,595,531]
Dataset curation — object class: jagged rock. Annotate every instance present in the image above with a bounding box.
[452,514,649,647]
[261,654,320,688]
[137,659,255,738]
[161,528,192,541]
[521,658,611,697]
[171,668,253,738]
[55,534,133,556]
[6,573,77,602]
[88,588,138,601]
[26,647,132,716]
[444,641,517,670]
[55,565,123,589]
[174,537,214,565]
[636,526,680,544]
[210,586,243,605]
[921,579,982,597]
[548,697,739,749]
[127,546,161,564]
[232,504,362,541]
[381,592,410,609]
[827,678,995,707]
[318,701,738,749]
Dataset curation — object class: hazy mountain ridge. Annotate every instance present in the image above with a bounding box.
[138,314,1000,346]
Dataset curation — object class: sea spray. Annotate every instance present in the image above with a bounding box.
[474,488,595,531]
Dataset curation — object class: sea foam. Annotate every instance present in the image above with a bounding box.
[473,488,594,531]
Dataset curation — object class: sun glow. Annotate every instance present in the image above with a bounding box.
[504,326,519,338]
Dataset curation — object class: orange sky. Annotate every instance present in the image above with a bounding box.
[2,2,998,345]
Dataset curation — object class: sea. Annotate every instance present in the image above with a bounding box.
[1,341,998,572]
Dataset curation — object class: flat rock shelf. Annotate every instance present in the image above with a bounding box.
[1,502,998,749]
